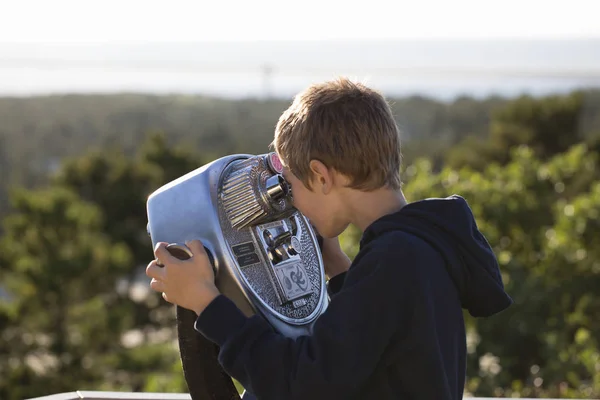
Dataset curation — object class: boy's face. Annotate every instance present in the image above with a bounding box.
[281,166,349,239]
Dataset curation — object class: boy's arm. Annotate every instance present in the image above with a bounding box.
[326,271,347,296]
[325,252,351,296]
[194,248,411,400]
[322,241,352,296]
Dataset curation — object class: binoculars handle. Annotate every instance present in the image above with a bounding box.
[165,243,193,260]
[156,243,216,273]
[155,243,193,266]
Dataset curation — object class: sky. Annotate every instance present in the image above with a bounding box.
[1,0,598,99]
[1,0,599,42]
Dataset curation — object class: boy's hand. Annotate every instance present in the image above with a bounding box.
[146,240,220,316]
[320,236,352,278]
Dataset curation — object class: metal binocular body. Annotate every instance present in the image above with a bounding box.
[146,152,329,350]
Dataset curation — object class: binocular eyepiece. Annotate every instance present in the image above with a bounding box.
[265,174,290,202]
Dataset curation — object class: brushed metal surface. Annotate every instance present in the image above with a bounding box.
[146,152,328,337]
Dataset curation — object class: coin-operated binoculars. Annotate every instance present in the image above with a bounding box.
[146,152,329,399]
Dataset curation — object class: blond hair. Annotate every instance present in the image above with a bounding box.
[272,77,402,191]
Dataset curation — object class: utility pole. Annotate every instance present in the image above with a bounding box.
[262,64,273,100]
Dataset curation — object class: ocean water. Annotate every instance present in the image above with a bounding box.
[0,40,599,99]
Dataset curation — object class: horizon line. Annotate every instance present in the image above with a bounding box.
[2,36,600,44]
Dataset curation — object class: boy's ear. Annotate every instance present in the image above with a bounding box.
[309,159,333,194]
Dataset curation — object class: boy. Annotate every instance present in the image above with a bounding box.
[146,77,513,399]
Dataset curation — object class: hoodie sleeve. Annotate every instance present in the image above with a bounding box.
[194,248,407,400]
[326,271,347,296]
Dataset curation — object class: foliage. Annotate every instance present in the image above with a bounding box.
[0,133,200,399]
[1,90,600,398]
[0,187,134,398]
[0,92,524,218]
[446,91,597,170]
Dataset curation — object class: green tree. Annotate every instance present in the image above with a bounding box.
[491,92,584,157]
[0,132,202,399]
[0,134,9,224]
[0,187,133,399]
[447,92,588,170]
[51,131,203,319]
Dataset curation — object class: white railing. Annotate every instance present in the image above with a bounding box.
[25,392,192,400]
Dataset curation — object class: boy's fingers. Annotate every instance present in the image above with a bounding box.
[149,278,165,292]
[185,239,207,257]
[154,242,175,264]
[146,260,166,280]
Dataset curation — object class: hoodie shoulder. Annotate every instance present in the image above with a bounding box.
[359,195,513,318]
[350,229,448,286]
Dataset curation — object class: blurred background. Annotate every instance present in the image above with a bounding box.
[1,0,599,399]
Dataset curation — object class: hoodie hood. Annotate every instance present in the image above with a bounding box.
[361,195,513,318]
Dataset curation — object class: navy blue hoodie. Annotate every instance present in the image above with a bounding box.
[194,195,513,399]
